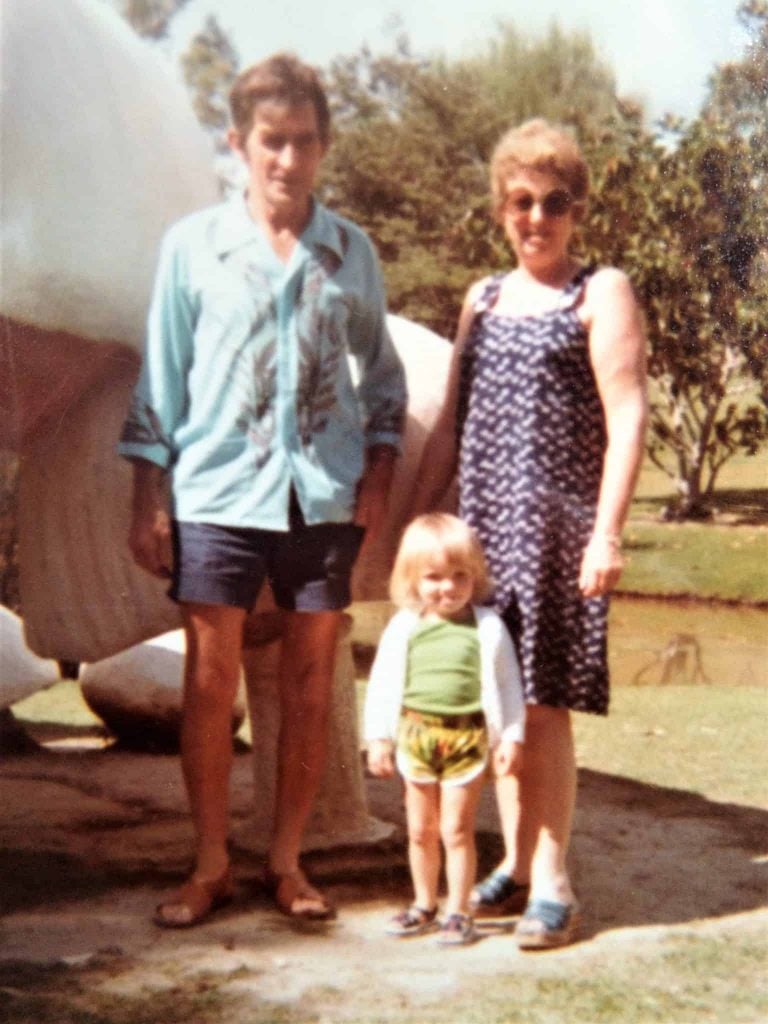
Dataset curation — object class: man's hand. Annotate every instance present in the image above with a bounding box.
[128,460,172,579]
[367,739,395,778]
[493,739,523,777]
[129,506,173,579]
[354,444,397,547]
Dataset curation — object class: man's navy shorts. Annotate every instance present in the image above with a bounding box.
[169,495,365,613]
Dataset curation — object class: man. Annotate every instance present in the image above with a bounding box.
[119,54,406,927]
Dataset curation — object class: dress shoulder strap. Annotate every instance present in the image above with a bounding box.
[559,264,597,309]
[472,274,505,314]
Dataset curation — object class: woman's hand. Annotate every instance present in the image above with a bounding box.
[578,533,624,597]
[367,739,395,778]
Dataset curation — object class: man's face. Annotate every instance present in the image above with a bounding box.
[230,100,327,215]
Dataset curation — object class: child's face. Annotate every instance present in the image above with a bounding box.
[416,560,474,620]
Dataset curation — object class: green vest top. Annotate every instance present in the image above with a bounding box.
[403,617,482,716]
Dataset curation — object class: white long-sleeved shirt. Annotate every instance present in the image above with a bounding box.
[363,606,525,747]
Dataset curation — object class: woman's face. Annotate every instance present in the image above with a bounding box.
[500,167,581,271]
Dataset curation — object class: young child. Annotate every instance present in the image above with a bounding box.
[364,513,525,945]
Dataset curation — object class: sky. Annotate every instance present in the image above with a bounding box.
[169,0,751,125]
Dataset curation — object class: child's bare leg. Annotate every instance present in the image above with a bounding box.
[440,773,485,916]
[404,780,441,910]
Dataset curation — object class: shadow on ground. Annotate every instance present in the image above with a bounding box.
[0,749,765,949]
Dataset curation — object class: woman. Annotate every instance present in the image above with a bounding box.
[413,119,647,948]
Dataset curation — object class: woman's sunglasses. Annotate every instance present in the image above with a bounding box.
[506,189,574,218]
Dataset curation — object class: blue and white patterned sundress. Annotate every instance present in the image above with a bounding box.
[458,266,609,714]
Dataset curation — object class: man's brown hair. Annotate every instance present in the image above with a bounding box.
[229,53,331,145]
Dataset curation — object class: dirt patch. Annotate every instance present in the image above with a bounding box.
[1,746,766,1023]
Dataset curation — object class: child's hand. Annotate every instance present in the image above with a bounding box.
[493,739,523,777]
[367,739,395,778]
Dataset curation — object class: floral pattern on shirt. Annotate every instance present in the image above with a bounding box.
[230,259,278,469]
[295,251,346,447]
[120,399,171,454]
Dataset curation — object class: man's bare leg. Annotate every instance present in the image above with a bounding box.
[154,602,245,926]
[180,602,246,879]
[268,609,341,877]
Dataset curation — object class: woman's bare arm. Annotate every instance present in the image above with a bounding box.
[580,268,648,597]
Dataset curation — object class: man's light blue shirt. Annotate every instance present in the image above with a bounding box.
[119,194,406,530]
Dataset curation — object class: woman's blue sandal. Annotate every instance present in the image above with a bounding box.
[514,898,581,949]
[469,870,530,918]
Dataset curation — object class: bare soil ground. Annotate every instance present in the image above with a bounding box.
[1,737,767,1024]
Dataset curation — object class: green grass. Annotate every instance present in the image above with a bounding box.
[3,931,766,1024]
[573,685,768,808]
[10,679,104,731]
[614,449,768,603]
[374,934,768,1023]
[619,521,768,603]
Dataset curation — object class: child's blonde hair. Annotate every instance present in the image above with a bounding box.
[389,513,493,609]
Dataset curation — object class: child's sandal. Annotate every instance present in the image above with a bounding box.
[385,904,438,937]
[435,912,477,946]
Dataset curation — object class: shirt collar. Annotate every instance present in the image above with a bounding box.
[300,201,347,262]
[213,192,346,263]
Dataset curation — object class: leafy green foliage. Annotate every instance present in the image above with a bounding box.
[585,118,767,515]
[580,3,768,517]
[319,10,768,518]
[119,0,192,40]
[180,16,240,152]
[709,1,768,154]
[319,25,622,336]
[115,3,242,155]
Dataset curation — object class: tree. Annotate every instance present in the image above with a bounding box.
[320,23,624,336]
[180,16,240,153]
[709,1,768,148]
[119,0,192,40]
[640,122,766,518]
[580,5,768,518]
[110,4,767,517]
[320,42,489,336]
[707,0,768,267]
[114,1,241,166]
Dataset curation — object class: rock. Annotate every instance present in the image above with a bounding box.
[80,630,246,751]
[351,315,455,601]
[0,606,59,709]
